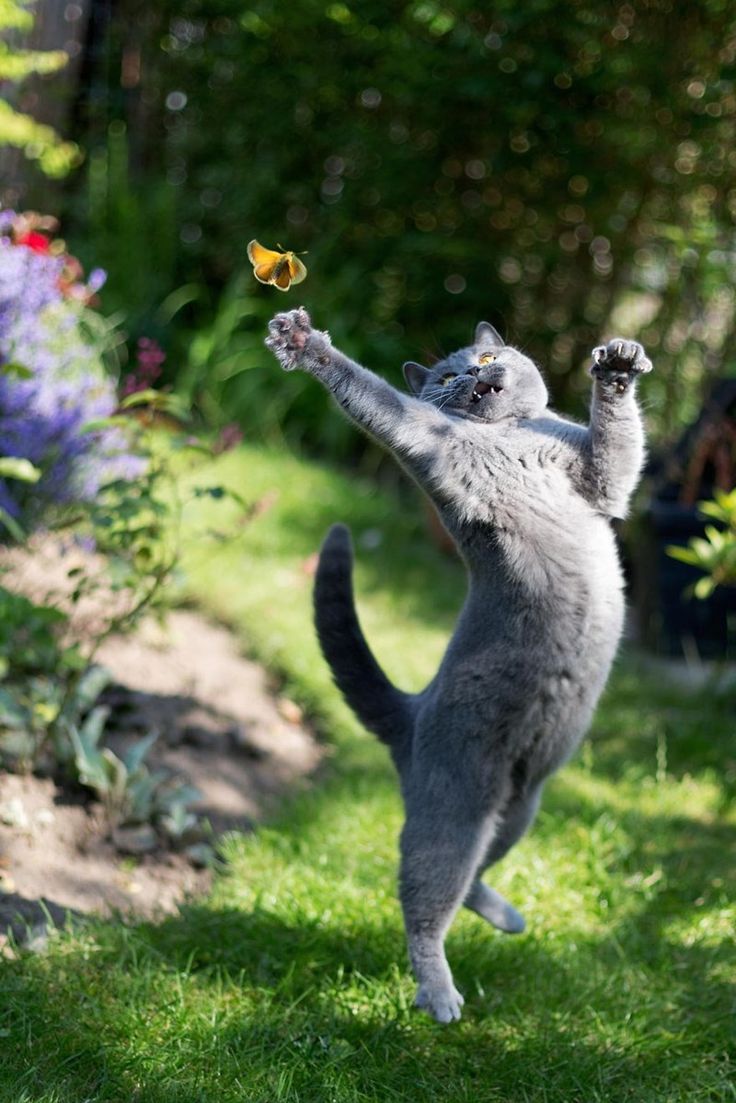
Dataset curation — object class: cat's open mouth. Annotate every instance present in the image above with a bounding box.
[471,381,503,403]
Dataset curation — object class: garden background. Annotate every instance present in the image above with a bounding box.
[0,2,734,1101]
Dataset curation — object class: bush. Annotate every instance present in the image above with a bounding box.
[0,210,144,530]
[668,489,736,598]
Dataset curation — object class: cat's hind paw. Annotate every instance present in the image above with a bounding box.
[590,339,652,393]
[265,306,314,371]
[414,981,465,1024]
[465,882,526,934]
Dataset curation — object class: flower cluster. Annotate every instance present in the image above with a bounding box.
[0,210,143,526]
[121,337,166,398]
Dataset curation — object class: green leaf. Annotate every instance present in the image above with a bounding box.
[122,730,159,775]
[694,576,716,600]
[68,722,110,793]
[81,705,110,747]
[80,416,132,434]
[0,457,41,483]
[0,686,30,728]
[0,362,33,379]
[690,537,714,562]
[666,545,700,566]
[102,748,129,805]
[120,390,188,419]
[1,505,32,541]
[71,665,112,715]
[156,283,200,324]
[703,525,725,549]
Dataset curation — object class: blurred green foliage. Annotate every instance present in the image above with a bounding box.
[0,0,79,177]
[668,488,736,597]
[66,0,736,453]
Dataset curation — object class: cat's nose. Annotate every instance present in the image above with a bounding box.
[467,366,480,377]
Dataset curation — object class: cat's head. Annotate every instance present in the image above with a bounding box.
[403,322,548,422]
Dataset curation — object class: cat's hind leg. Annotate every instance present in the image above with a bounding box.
[399,799,501,1024]
[464,882,526,934]
[464,785,543,935]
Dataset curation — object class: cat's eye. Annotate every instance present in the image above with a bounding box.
[439,372,457,386]
[478,353,497,366]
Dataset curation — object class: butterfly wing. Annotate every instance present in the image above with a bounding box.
[287,255,308,286]
[272,262,293,290]
[253,262,277,284]
[248,239,282,267]
[248,239,285,283]
[247,240,306,290]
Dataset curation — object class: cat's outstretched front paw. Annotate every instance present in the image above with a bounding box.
[265,306,314,371]
[590,339,653,394]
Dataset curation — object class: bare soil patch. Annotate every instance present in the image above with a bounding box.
[0,600,322,942]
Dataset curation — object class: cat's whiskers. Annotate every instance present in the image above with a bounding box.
[437,390,461,411]
[422,386,450,405]
[423,387,459,412]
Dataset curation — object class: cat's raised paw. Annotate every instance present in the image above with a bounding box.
[414,981,465,1024]
[590,339,652,393]
[265,307,313,371]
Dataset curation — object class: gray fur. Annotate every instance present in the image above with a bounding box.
[266,309,651,1023]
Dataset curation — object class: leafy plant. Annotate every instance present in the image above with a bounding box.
[68,713,202,837]
[0,587,85,765]
[667,489,736,598]
[0,197,248,857]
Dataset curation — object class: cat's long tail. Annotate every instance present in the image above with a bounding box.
[314,524,415,756]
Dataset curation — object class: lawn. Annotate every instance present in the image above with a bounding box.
[1,443,734,1103]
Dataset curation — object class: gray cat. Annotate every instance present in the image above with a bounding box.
[265,307,651,1023]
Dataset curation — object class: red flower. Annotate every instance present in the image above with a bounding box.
[16,231,51,254]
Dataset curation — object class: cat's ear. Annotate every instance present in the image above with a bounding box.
[403,361,431,395]
[474,321,504,348]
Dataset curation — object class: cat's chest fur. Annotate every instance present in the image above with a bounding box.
[427,416,577,531]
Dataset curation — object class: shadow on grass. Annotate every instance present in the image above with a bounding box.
[2,621,734,1101]
[2,883,733,1103]
[2,725,734,1103]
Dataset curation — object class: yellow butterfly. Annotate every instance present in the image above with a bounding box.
[247,239,307,291]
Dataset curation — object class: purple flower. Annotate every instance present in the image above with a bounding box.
[0,217,144,528]
[121,337,166,397]
[87,267,106,293]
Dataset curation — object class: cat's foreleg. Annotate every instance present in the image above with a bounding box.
[583,338,651,518]
[266,308,443,466]
[399,803,500,1023]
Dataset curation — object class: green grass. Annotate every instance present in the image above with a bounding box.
[1,443,734,1102]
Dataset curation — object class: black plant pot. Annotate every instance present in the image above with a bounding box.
[633,500,736,659]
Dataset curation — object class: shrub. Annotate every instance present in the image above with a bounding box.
[668,489,736,598]
[0,210,144,530]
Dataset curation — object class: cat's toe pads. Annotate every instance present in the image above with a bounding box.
[265,307,312,370]
[591,338,653,378]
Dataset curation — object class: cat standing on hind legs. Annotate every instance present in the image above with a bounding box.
[266,307,652,1024]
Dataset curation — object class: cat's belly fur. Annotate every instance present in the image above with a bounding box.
[415,511,624,786]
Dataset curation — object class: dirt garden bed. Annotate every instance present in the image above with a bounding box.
[0,571,322,943]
